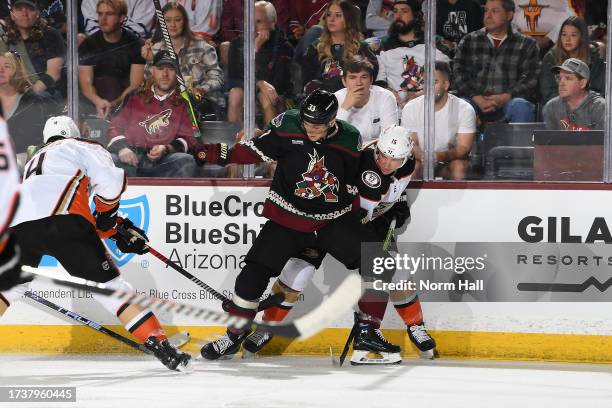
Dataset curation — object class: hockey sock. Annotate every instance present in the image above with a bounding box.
[227,294,258,335]
[392,293,423,326]
[357,289,390,328]
[91,276,167,342]
[262,279,303,322]
[121,306,167,342]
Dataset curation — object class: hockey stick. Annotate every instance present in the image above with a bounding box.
[152,0,201,138]
[146,245,284,312]
[23,266,363,340]
[382,218,397,251]
[330,320,358,367]
[23,291,190,353]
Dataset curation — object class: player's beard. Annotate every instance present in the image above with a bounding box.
[389,20,416,37]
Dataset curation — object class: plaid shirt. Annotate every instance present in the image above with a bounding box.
[146,37,224,107]
[453,27,540,100]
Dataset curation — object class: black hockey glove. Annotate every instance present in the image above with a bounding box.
[0,233,32,292]
[112,218,150,255]
[385,197,410,229]
[94,203,120,232]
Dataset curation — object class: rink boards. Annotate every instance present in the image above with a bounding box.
[3,181,612,362]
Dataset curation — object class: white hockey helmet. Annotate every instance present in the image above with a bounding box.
[43,116,81,143]
[375,125,414,166]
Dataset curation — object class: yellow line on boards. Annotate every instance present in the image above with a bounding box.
[1,326,612,363]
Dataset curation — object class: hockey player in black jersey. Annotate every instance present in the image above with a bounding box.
[195,90,394,360]
[244,125,436,363]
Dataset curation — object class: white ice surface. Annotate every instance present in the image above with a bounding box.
[1,355,612,408]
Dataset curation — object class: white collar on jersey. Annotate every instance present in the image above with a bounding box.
[151,85,176,102]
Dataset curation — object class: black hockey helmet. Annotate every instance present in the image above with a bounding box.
[299,89,339,125]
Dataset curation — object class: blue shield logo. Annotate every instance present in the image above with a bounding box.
[102,195,150,267]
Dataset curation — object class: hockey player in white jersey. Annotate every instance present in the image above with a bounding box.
[0,116,28,294]
[2,116,190,371]
[244,126,436,363]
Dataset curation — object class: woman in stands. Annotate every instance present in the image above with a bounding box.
[141,2,224,120]
[0,52,58,160]
[300,0,378,94]
[539,16,605,105]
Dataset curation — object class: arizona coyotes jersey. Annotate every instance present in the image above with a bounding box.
[358,143,415,222]
[0,120,20,237]
[11,138,126,229]
[217,110,361,233]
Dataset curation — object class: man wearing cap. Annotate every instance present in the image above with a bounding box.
[79,0,145,119]
[106,50,198,178]
[0,0,66,97]
[542,57,605,131]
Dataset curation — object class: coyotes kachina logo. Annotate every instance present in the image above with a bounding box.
[295,150,339,202]
[139,109,172,135]
[400,56,423,92]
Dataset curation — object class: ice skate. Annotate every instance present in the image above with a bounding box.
[350,322,401,365]
[144,336,192,371]
[200,330,249,360]
[242,327,274,357]
[407,324,436,359]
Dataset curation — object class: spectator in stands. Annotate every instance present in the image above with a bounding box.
[542,58,605,131]
[0,0,66,97]
[289,0,327,46]
[142,2,224,121]
[436,0,483,53]
[79,0,145,119]
[226,1,293,125]
[158,0,222,41]
[106,51,198,177]
[335,55,398,145]
[540,16,605,105]
[301,0,377,94]
[375,0,450,108]
[220,0,289,42]
[0,51,59,156]
[402,61,476,180]
[454,0,540,123]
[365,0,394,38]
[82,0,154,37]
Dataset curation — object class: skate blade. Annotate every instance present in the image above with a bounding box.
[350,350,402,365]
[241,349,260,359]
[175,358,194,373]
[418,349,435,360]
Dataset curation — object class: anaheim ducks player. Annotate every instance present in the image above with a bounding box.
[106,50,198,178]
[4,116,190,371]
[244,125,436,363]
[0,115,27,293]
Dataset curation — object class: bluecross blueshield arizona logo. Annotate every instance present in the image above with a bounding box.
[103,195,150,267]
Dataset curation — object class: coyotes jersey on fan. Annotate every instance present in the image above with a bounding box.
[11,138,126,230]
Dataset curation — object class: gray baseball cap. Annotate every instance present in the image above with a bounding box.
[552,58,590,81]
